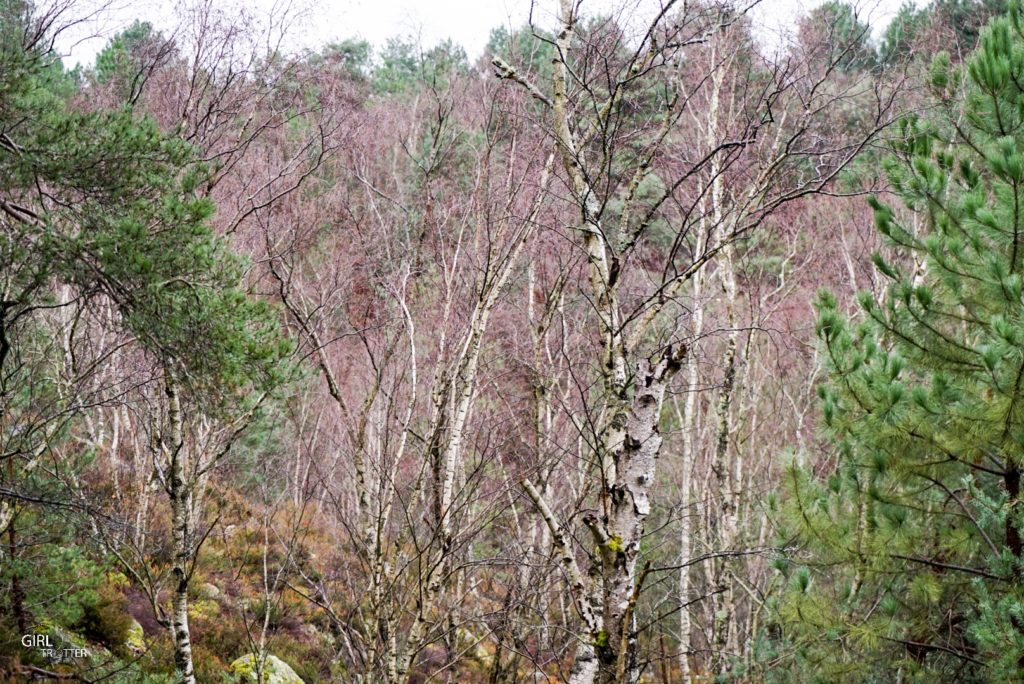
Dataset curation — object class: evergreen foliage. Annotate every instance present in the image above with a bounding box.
[486,25,554,83]
[0,5,287,402]
[880,2,931,65]
[879,0,1010,64]
[801,1,876,72]
[371,37,468,94]
[93,19,167,93]
[773,3,1024,680]
[933,0,1009,51]
[313,39,372,81]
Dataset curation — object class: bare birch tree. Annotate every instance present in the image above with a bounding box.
[494,1,899,681]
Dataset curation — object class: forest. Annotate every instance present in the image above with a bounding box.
[1,0,1023,681]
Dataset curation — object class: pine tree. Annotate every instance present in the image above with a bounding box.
[1,1,286,402]
[772,3,1024,681]
[880,2,930,65]
[1,4,288,676]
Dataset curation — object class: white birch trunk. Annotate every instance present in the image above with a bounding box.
[677,264,704,681]
[165,374,196,684]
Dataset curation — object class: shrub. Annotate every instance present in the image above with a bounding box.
[75,584,133,654]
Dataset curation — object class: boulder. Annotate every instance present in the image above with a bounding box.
[125,618,145,653]
[30,621,91,665]
[27,618,112,667]
[198,582,221,600]
[230,653,304,683]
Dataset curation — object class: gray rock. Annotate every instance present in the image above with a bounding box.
[198,582,221,600]
[230,653,305,683]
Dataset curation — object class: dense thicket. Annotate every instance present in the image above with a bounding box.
[0,0,1016,682]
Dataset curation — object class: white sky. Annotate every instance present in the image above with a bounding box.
[54,0,916,68]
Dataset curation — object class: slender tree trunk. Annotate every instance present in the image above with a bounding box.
[165,376,196,684]
[710,247,740,672]
[1007,465,1022,562]
[677,307,702,681]
[698,40,743,673]
[522,477,602,683]
[0,325,19,634]
[1005,463,1024,667]
[6,508,28,635]
[4,449,27,634]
